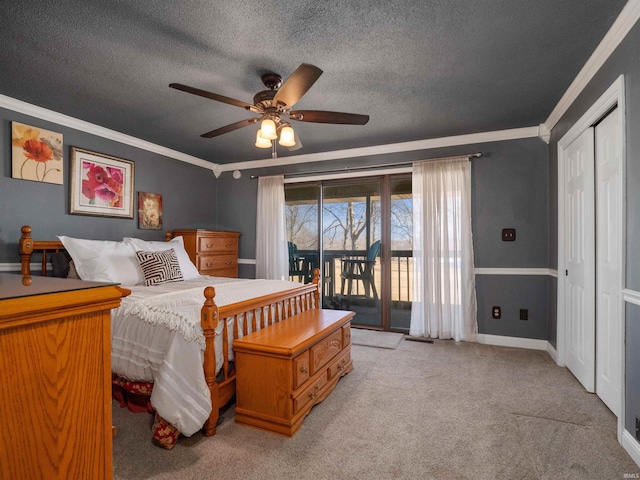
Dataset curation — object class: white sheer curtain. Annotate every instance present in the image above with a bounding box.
[255,175,288,280]
[410,158,477,342]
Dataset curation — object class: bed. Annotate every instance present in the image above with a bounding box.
[18,225,320,448]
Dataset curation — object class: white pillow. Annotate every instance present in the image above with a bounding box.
[124,236,200,280]
[57,236,143,286]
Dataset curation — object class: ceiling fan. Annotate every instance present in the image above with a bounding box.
[169,64,369,150]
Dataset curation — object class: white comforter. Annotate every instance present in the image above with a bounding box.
[111,276,303,436]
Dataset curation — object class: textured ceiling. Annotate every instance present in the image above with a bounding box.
[0,1,627,165]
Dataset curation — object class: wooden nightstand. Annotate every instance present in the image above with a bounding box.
[171,229,241,277]
[0,274,127,480]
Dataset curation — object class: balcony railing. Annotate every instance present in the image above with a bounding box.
[293,249,414,303]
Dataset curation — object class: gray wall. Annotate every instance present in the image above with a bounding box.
[216,137,550,339]
[548,19,640,437]
[0,106,218,263]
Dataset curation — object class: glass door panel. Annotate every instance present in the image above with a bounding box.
[390,177,413,331]
[322,181,382,328]
[284,185,319,284]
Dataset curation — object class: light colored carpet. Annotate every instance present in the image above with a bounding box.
[350,328,404,349]
[112,340,639,480]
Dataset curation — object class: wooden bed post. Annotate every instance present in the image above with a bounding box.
[201,286,220,436]
[19,226,34,276]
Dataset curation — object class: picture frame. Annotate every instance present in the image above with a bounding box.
[138,192,163,230]
[11,121,64,185]
[70,147,135,218]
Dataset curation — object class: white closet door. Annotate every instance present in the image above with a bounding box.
[595,109,622,416]
[564,127,596,392]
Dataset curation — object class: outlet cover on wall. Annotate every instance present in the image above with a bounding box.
[502,228,516,241]
[492,306,501,319]
[520,309,529,321]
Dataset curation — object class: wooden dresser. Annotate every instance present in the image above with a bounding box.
[233,309,354,437]
[0,273,127,480]
[171,229,241,277]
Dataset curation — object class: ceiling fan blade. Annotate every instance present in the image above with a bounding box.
[289,110,369,125]
[272,64,323,109]
[170,83,254,110]
[201,118,260,138]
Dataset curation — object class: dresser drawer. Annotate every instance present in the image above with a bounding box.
[342,323,351,346]
[328,348,351,380]
[292,352,310,390]
[197,254,237,272]
[310,328,343,374]
[197,236,238,254]
[292,371,328,414]
[201,267,237,278]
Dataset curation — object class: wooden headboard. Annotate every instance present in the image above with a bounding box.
[19,225,65,276]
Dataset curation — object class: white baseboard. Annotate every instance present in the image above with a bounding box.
[477,333,548,351]
[622,429,640,469]
[546,342,559,363]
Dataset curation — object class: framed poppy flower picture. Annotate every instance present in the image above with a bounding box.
[70,147,135,218]
[11,121,63,184]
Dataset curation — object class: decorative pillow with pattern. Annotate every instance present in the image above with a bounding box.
[135,248,183,286]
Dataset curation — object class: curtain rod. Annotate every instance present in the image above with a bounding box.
[249,152,482,179]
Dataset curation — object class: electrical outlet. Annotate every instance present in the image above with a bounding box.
[520,309,528,321]
[492,306,501,319]
[502,228,516,241]
[636,417,640,441]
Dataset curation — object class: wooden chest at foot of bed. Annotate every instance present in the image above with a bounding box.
[233,309,354,437]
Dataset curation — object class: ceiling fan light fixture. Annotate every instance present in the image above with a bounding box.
[255,130,272,148]
[278,126,296,147]
[260,118,278,140]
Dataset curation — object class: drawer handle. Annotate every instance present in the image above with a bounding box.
[225,261,231,265]
[315,384,321,391]
[337,362,345,371]
[308,391,316,400]
[225,243,232,248]
[300,366,307,374]
[206,243,213,248]
[206,263,214,267]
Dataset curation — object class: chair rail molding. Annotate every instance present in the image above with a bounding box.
[623,288,640,307]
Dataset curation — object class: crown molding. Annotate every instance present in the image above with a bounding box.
[1,90,541,176]
[0,93,215,171]
[538,124,551,144]
[216,126,540,173]
[543,0,640,132]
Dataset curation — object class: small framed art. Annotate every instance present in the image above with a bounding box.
[11,121,63,184]
[138,192,163,230]
[70,147,135,218]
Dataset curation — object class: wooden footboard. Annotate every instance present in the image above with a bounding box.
[18,225,320,438]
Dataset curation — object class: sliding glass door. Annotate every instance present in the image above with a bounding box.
[285,174,412,332]
[322,180,382,327]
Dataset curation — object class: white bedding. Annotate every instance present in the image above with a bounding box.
[111,275,304,436]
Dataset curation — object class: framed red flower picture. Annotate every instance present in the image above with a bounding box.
[11,122,63,184]
[70,147,135,218]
